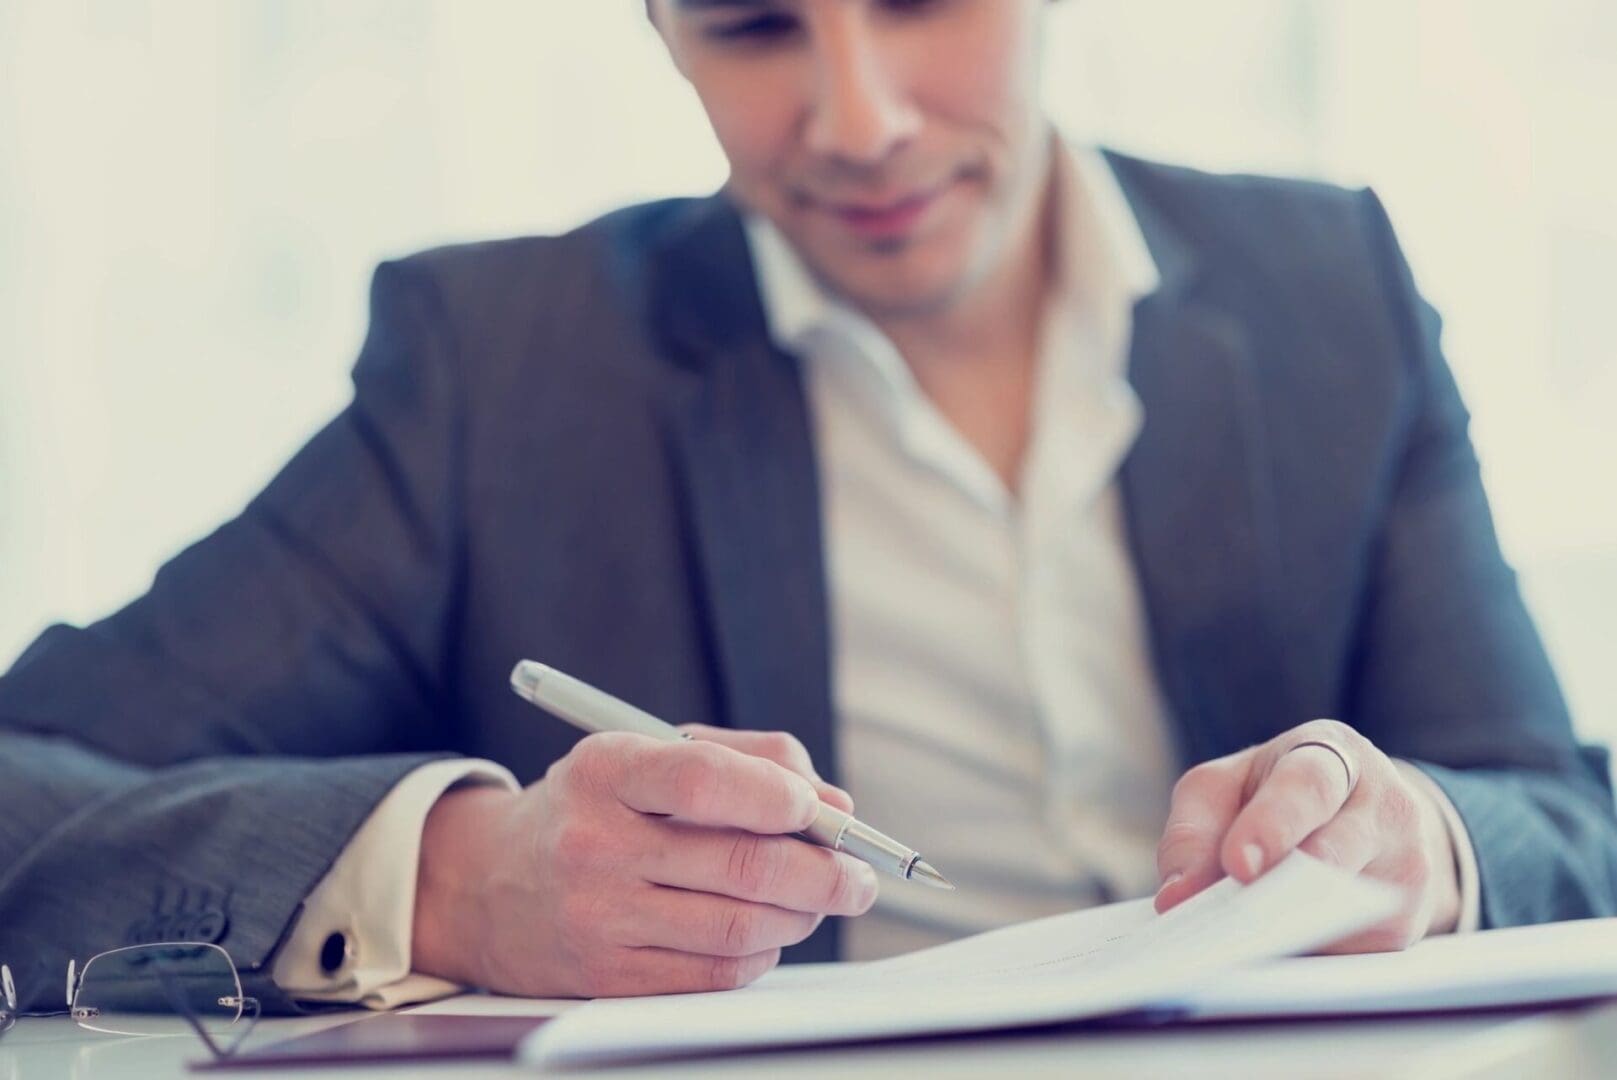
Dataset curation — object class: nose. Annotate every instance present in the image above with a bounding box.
[803,13,921,167]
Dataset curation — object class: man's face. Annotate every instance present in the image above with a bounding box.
[651,0,1051,319]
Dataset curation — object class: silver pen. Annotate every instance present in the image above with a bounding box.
[510,660,955,890]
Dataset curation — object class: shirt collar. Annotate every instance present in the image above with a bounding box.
[744,142,1160,359]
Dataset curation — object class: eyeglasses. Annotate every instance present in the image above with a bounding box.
[0,963,15,1035]
[0,942,261,1060]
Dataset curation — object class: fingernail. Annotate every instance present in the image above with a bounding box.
[856,864,879,908]
[1158,871,1183,895]
[1240,843,1265,877]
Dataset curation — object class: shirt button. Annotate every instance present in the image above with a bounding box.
[319,931,354,976]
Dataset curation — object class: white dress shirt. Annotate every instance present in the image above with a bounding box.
[748,146,1175,958]
[279,144,1478,1001]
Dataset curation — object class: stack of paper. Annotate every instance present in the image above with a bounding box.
[516,853,1617,1068]
[1175,917,1617,1020]
[520,853,1397,1068]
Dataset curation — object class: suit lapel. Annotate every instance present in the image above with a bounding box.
[1110,160,1303,764]
[646,196,838,785]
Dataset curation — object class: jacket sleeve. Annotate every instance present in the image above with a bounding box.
[0,258,470,1012]
[1345,189,1617,927]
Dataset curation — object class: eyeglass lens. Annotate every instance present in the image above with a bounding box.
[71,943,246,1038]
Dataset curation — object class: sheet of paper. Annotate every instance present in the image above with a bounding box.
[1173,916,1617,1019]
[519,853,1400,1069]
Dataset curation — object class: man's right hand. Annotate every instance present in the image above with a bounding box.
[410,727,877,998]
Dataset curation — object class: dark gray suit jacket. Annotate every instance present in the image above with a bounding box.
[3,153,1615,1013]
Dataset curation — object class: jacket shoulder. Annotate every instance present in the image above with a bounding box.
[1106,151,1415,360]
[1104,151,1376,261]
[381,197,706,302]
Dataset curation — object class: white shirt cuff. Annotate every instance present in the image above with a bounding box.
[271,758,520,1008]
[1395,760,1481,934]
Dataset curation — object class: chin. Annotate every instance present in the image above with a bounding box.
[825,254,979,319]
[841,274,969,319]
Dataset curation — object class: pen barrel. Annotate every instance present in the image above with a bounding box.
[516,663,679,742]
[802,804,918,881]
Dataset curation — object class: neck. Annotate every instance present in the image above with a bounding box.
[876,138,1058,373]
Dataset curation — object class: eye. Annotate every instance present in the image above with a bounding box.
[705,12,800,44]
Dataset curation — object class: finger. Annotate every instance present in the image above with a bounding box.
[623,886,822,957]
[1154,751,1253,913]
[646,820,878,916]
[679,725,855,813]
[581,946,781,997]
[1221,744,1355,883]
[1296,805,1379,876]
[596,734,821,834]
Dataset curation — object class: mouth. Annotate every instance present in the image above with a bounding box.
[815,177,957,242]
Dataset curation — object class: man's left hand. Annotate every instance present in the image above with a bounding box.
[1153,719,1461,952]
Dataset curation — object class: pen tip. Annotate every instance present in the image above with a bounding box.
[510,660,546,702]
[909,859,955,891]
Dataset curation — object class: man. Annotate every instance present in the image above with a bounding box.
[2,0,1614,1013]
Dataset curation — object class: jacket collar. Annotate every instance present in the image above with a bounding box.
[1106,151,1303,763]
[645,194,839,775]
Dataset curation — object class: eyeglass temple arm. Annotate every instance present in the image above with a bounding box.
[151,967,260,1060]
[219,996,262,1057]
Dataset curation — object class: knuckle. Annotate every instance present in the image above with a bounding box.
[719,904,759,955]
[557,734,627,796]
[1305,718,1360,745]
[545,750,584,795]
[1170,762,1224,807]
[571,731,622,771]
[726,834,786,898]
[671,746,726,817]
[1170,764,1211,800]
[772,731,813,772]
[756,731,799,760]
[1379,784,1419,832]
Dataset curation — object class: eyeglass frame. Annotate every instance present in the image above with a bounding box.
[0,942,261,1059]
[0,962,16,1035]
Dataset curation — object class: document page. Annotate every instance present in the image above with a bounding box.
[520,853,1399,1068]
[1174,915,1617,1019]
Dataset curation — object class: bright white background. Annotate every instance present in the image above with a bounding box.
[2,2,1614,756]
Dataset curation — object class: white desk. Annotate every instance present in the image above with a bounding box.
[3,996,1615,1080]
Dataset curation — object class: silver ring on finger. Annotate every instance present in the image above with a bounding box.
[1286,738,1359,797]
